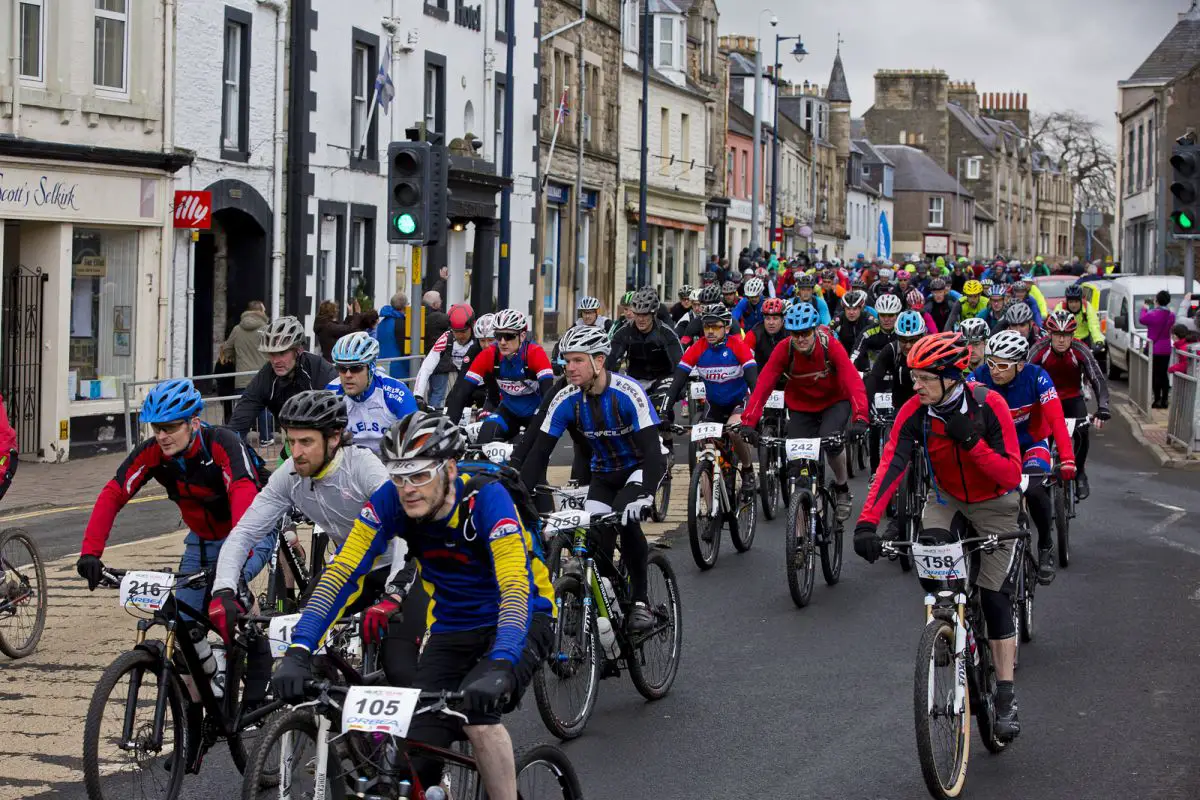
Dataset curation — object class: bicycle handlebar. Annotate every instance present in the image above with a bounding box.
[97,567,210,591]
[881,530,1029,555]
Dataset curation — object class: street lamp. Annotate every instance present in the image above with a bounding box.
[769,35,806,257]
[750,10,777,253]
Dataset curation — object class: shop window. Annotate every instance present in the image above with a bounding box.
[70,228,138,400]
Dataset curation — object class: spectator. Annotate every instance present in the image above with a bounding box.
[1141,290,1176,408]
[0,390,17,503]
[376,291,409,379]
[314,300,371,360]
[219,300,271,436]
[423,290,451,353]
[1168,324,1200,376]
[431,265,449,305]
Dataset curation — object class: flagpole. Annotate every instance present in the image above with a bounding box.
[541,87,569,191]
[357,46,390,160]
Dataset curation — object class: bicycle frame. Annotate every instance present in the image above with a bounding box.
[692,429,738,520]
[0,551,34,616]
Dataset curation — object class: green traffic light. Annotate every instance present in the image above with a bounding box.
[1180,212,1195,230]
[394,213,417,235]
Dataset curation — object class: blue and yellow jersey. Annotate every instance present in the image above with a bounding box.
[291,474,555,664]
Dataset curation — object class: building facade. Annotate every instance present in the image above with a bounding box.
[778,79,844,261]
[874,145,974,259]
[854,138,896,260]
[0,1,188,461]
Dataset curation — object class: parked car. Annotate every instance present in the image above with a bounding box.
[1104,275,1195,378]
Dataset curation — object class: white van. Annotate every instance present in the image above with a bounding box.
[1105,275,1195,377]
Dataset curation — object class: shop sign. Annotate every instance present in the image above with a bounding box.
[923,234,950,255]
[0,171,81,212]
[782,215,796,227]
[75,256,107,277]
[173,191,212,228]
[0,162,161,224]
[545,184,570,205]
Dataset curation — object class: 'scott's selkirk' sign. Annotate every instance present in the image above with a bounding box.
[0,171,81,210]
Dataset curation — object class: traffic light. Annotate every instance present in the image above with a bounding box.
[387,141,431,244]
[1169,142,1199,236]
[426,142,449,247]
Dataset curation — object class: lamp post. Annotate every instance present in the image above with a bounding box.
[637,0,650,289]
[769,35,807,258]
[750,10,776,252]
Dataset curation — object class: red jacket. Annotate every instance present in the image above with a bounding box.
[858,383,1023,527]
[0,394,15,454]
[742,330,867,429]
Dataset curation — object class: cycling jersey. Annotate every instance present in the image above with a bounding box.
[851,325,898,371]
[792,293,832,325]
[958,296,989,320]
[608,320,683,381]
[743,323,788,368]
[927,299,961,333]
[1054,300,1103,344]
[326,370,417,454]
[1028,337,1109,408]
[292,475,555,665]
[541,373,661,475]
[677,335,757,408]
[833,314,874,356]
[742,330,868,429]
[451,341,554,420]
[228,352,339,436]
[968,363,1075,460]
[864,341,916,411]
[732,297,766,331]
[82,425,261,556]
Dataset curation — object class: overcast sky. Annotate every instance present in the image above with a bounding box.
[719,0,1189,143]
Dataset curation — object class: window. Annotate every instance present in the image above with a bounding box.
[1126,128,1135,194]
[802,99,814,133]
[681,113,690,163]
[816,104,827,141]
[928,197,944,227]
[221,9,251,159]
[1147,121,1155,184]
[585,64,600,145]
[623,3,638,53]
[660,107,669,172]
[495,0,506,35]
[494,80,506,172]
[726,148,734,195]
[657,16,674,68]
[94,0,128,92]
[19,1,43,81]
[424,53,446,136]
[966,158,981,180]
[70,228,139,397]
[349,207,376,305]
[742,151,748,197]
[1136,124,1144,191]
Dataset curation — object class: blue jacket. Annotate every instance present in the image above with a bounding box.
[374,305,408,379]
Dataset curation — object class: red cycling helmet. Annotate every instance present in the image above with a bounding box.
[907,331,969,377]
[761,298,785,315]
[906,288,926,309]
[1044,309,1078,334]
[449,303,474,331]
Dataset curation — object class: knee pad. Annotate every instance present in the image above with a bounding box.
[979,588,1015,641]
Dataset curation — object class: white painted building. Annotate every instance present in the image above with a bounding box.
[0,1,188,461]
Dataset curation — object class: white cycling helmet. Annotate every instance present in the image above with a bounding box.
[258,315,306,353]
[330,331,379,366]
[473,313,496,340]
[877,267,895,282]
[875,293,903,315]
[956,317,991,343]
[743,277,765,298]
[493,308,528,333]
[689,288,702,302]
[577,296,600,312]
[557,324,611,356]
[986,329,1030,361]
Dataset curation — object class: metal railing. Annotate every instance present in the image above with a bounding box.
[1166,347,1200,456]
[120,355,424,458]
[1127,332,1153,418]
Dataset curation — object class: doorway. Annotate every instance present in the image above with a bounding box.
[191,209,268,376]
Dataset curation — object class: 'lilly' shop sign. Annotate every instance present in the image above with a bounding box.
[0,161,162,225]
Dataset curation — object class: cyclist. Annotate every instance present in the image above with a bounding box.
[575,295,614,332]
[854,332,1024,739]
[414,304,476,407]
[679,285,743,345]
[1057,284,1104,349]
[834,290,874,355]
[517,325,663,632]
[969,330,1075,585]
[0,391,14,501]
[732,277,767,331]
[852,293,903,371]
[227,315,339,439]
[663,304,759,492]
[958,317,992,370]
[1028,310,1110,500]
[446,309,555,445]
[869,268,897,307]
[328,332,418,453]
[819,269,845,319]
[793,273,832,324]
[958,279,989,321]
[609,287,685,384]
[864,310,927,474]
[76,379,273,614]
[721,280,741,309]
[272,412,555,800]
[1002,303,1042,347]
[1009,280,1045,326]
[670,285,694,322]
[926,278,960,333]
[905,288,937,334]
[452,314,502,420]
[742,302,867,520]
[744,298,789,368]
[979,283,1011,333]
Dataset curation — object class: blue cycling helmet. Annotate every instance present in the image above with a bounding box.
[331,331,380,366]
[895,310,927,338]
[784,302,821,332]
[988,283,1009,298]
[141,379,204,424]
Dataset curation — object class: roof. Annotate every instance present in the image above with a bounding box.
[874,145,973,196]
[728,51,757,77]
[947,102,998,150]
[974,204,996,222]
[826,50,851,103]
[853,138,894,167]
[727,101,774,139]
[622,63,711,103]
[649,0,694,12]
[1123,5,1200,85]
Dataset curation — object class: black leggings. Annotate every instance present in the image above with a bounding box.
[588,468,650,604]
[1059,396,1089,471]
[1152,353,1170,406]
[1023,474,1053,552]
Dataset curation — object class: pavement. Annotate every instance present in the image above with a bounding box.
[1113,397,1200,470]
[3,411,1199,798]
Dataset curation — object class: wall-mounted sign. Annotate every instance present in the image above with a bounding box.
[454,0,481,30]
[923,233,949,255]
[173,190,212,229]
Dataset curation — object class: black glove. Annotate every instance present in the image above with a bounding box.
[461,658,515,714]
[1096,407,1111,421]
[942,411,980,449]
[854,523,882,563]
[415,396,433,413]
[272,646,313,702]
[848,418,869,439]
[76,555,104,591]
[740,426,760,446]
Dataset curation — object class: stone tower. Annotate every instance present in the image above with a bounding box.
[862,69,951,167]
[826,45,852,166]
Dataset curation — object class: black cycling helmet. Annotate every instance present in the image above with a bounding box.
[796,273,817,289]
[278,390,348,433]
[1064,285,1084,301]
[842,290,868,309]
[380,410,465,465]
[630,288,659,315]
[928,277,947,291]
[698,285,721,305]
[701,303,732,326]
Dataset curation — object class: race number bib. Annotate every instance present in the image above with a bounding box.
[341,686,423,738]
[268,613,328,658]
[785,438,821,461]
[911,542,968,582]
[766,390,785,409]
[464,421,484,443]
[874,392,893,410]
[1065,418,1077,436]
[483,442,512,464]
[691,422,723,442]
[544,509,590,533]
[119,571,174,612]
[689,382,707,400]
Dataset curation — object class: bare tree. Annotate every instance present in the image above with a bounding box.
[1028,110,1116,213]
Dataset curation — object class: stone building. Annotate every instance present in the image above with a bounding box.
[685,0,730,262]
[778,79,843,261]
[874,145,974,259]
[848,140,895,261]
[539,0,622,327]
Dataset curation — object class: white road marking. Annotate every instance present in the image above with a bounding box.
[1146,499,1187,513]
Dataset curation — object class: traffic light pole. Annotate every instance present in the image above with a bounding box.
[498,0,516,310]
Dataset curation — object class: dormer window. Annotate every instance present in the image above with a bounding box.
[654,14,685,72]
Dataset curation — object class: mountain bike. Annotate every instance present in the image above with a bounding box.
[886,436,929,574]
[757,390,788,519]
[685,375,707,465]
[246,509,318,614]
[532,501,682,740]
[686,420,757,570]
[646,377,685,523]
[242,681,584,799]
[0,527,47,658]
[1010,484,1038,668]
[882,527,1029,800]
[1053,417,1089,568]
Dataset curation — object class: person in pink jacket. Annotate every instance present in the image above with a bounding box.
[0,393,17,502]
[1168,324,1200,375]
[1140,290,1176,408]
[905,288,938,334]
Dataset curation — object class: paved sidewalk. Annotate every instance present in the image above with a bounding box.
[4,452,158,516]
[1115,400,1200,470]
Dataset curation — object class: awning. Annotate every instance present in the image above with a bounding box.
[645,214,706,233]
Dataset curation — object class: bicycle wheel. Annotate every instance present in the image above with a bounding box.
[651,452,674,523]
[542,533,575,584]
[780,452,794,507]
[1055,482,1070,568]
[627,551,682,700]
[898,513,915,573]
[533,575,601,740]
[913,619,970,800]
[241,705,338,800]
[515,743,585,799]
[730,469,757,553]
[83,649,186,800]
[758,441,780,520]
[1019,548,1036,644]
[0,528,47,658]
[687,461,721,570]
[784,490,816,608]
[973,641,1009,754]
[816,490,843,586]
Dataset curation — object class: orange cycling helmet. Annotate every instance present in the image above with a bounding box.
[761,298,785,315]
[907,331,969,377]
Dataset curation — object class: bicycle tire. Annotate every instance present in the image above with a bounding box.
[1055,483,1070,568]
[0,528,47,658]
[241,704,345,800]
[83,648,186,800]
[816,491,843,586]
[730,469,757,553]
[913,619,970,799]
[533,575,601,740]
[687,461,721,570]
[651,459,673,523]
[780,450,794,507]
[1019,548,1036,644]
[542,533,574,584]
[899,513,915,573]
[973,635,1009,755]
[784,490,816,608]
[758,441,779,521]
[626,551,682,700]
[514,743,585,800]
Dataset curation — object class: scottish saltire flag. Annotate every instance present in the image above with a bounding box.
[375,44,394,113]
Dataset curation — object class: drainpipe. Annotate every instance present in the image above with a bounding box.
[160,0,175,377]
[259,0,287,319]
[9,1,20,136]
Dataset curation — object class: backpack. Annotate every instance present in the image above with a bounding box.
[459,462,546,559]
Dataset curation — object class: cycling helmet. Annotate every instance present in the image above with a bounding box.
[689,288,702,302]
[557,323,611,356]
[621,291,635,305]
[258,315,306,353]
[629,288,659,314]
[278,389,348,433]
[701,304,733,326]
[473,313,496,340]
[1010,280,1028,293]
[877,268,895,282]
[331,331,380,366]
[761,298,786,315]
[896,310,927,338]
[906,288,926,309]
[699,285,722,304]
[963,280,983,296]
[842,290,867,309]
[784,302,821,332]
[1044,309,1078,334]
[875,293,903,316]
[743,278,765,298]
[986,329,1029,361]
[988,283,1009,298]
[1064,285,1084,301]
[141,379,204,424]
[721,281,739,294]
[380,410,465,467]
[493,308,528,332]
[1004,303,1034,325]
[907,332,969,377]
[928,278,947,291]
[821,269,837,281]
[677,285,693,300]
[448,303,474,331]
[981,277,995,289]
[755,267,769,279]
[897,269,912,281]
[577,295,601,312]
[796,273,817,289]
[956,317,991,343]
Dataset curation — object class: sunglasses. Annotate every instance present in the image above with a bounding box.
[336,364,367,375]
[702,323,727,332]
[791,329,817,339]
[151,421,188,435]
[391,462,444,487]
[496,332,520,341]
[986,359,1018,372]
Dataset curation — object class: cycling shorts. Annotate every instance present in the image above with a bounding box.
[704,402,745,425]
[786,400,851,455]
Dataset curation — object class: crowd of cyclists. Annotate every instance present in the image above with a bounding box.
[72,248,1115,798]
